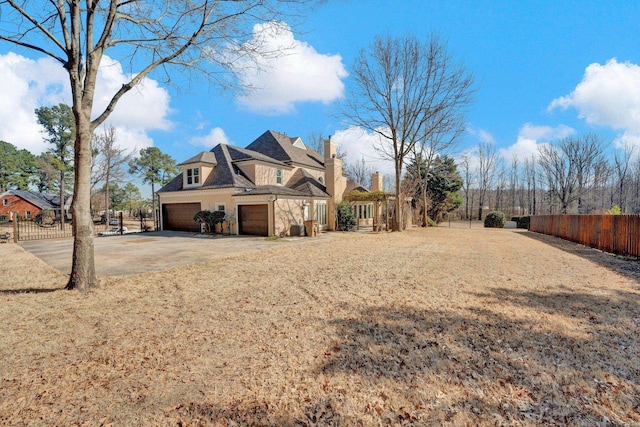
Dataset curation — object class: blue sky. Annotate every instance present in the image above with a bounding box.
[2,0,640,182]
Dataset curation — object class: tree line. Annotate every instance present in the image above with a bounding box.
[457,134,640,221]
[0,103,179,223]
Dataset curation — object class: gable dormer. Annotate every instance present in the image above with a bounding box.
[291,137,306,149]
[178,151,217,189]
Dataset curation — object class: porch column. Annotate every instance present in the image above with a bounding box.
[307,199,314,221]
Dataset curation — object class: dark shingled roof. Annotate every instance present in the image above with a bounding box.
[225,144,287,166]
[286,168,331,198]
[177,151,217,166]
[159,132,329,198]
[158,144,256,193]
[245,130,324,170]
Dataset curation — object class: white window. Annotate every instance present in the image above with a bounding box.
[356,204,372,219]
[2,199,7,206]
[25,210,31,218]
[187,167,200,185]
[216,203,226,213]
[315,202,327,226]
[276,168,283,185]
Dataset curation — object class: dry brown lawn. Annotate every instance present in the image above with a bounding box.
[1,227,639,426]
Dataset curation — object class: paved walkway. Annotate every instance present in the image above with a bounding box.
[20,231,331,277]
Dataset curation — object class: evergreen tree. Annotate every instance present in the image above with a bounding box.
[0,141,37,191]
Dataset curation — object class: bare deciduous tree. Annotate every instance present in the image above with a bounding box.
[613,142,634,213]
[476,140,497,220]
[342,33,474,231]
[344,156,374,189]
[538,134,606,214]
[306,130,347,159]
[523,156,538,215]
[0,0,316,291]
[458,151,474,220]
[409,122,467,227]
[91,126,133,223]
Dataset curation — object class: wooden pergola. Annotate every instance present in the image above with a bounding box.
[344,190,390,231]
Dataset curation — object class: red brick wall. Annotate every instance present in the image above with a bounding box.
[0,195,44,219]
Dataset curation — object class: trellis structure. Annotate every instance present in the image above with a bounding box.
[345,190,390,231]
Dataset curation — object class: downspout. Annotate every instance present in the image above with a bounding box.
[271,194,278,237]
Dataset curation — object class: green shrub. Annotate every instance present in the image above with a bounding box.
[336,201,356,231]
[484,211,506,228]
[426,215,437,227]
[193,210,226,233]
[606,205,622,215]
[510,215,530,229]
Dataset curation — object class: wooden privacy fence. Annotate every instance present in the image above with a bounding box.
[529,215,640,257]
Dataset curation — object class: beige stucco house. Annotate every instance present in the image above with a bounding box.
[157,130,384,236]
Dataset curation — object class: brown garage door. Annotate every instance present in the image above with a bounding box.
[238,204,268,236]
[162,203,201,232]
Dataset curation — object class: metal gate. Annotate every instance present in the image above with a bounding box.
[14,214,115,242]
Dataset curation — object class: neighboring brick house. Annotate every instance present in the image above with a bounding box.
[158,130,385,236]
[0,190,68,220]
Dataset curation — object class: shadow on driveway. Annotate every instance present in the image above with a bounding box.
[20,231,328,277]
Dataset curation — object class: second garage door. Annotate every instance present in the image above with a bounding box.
[238,204,268,236]
[162,203,202,232]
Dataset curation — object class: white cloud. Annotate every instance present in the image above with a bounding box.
[549,58,640,150]
[331,126,396,178]
[518,123,574,141]
[499,123,574,161]
[189,127,230,148]
[467,127,496,145]
[234,21,348,114]
[0,53,68,153]
[0,52,171,154]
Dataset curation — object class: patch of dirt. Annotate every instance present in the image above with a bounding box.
[0,227,638,425]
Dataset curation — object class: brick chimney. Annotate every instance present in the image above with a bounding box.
[371,171,384,192]
[324,136,345,230]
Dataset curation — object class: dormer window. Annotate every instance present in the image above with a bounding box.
[187,167,200,185]
[276,168,283,185]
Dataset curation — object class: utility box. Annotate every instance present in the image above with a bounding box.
[304,220,318,237]
[290,224,302,236]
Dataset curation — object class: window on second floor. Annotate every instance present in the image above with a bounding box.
[276,168,283,185]
[216,203,226,213]
[2,198,7,206]
[187,167,200,185]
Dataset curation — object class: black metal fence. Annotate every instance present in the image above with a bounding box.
[14,213,123,242]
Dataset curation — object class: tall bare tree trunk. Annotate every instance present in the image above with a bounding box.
[59,170,65,231]
[66,114,96,291]
[393,162,401,231]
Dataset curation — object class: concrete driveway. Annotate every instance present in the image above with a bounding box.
[20,231,327,277]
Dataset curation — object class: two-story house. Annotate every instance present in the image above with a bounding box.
[158,130,374,236]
